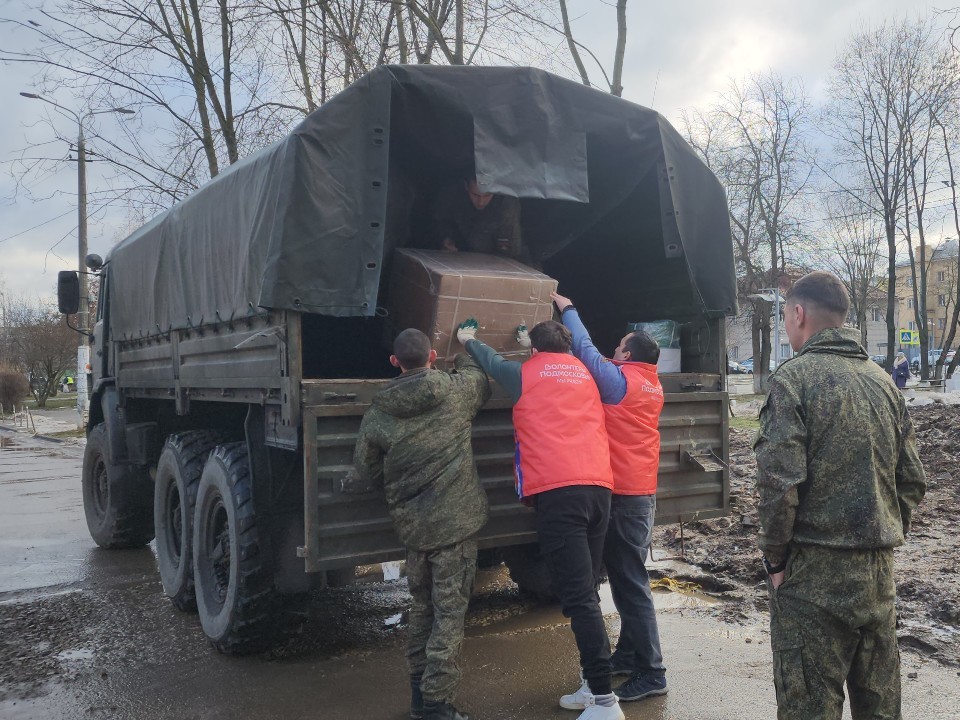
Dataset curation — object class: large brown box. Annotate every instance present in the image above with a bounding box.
[388,249,558,368]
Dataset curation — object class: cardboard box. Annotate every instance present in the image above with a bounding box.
[388,249,558,368]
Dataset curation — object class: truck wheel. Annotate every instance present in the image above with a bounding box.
[154,431,224,612]
[193,442,277,654]
[82,423,154,549]
[501,544,557,602]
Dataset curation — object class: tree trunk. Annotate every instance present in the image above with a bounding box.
[610,0,627,97]
[558,0,590,87]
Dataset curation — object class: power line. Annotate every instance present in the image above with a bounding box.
[0,209,74,245]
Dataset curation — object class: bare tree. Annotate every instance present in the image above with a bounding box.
[4,295,79,408]
[817,191,885,348]
[824,18,946,370]
[554,0,628,95]
[683,72,814,391]
[4,0,563,218]
[937,121,960,378]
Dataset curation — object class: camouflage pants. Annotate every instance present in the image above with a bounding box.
[769,544,901,720]
[406,540,478,703]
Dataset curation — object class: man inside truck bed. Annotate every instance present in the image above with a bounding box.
[428,176,523,259]
[457,319,624,720]
[549,292,668,706]
[345,328,491,720]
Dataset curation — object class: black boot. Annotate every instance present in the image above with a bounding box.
[410,674,424,720]
[422,699,471,720]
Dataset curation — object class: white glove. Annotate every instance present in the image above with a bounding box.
[516,324,531,348]
[456,318,479,345]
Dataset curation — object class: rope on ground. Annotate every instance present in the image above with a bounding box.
[650,577,702,595]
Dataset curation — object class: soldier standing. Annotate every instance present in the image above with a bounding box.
[754,271,926,720]
[345,328,491,720]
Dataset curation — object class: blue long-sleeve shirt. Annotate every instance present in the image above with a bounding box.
[561,307,627,405]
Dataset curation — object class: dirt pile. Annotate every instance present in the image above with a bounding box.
[654,404,960,666]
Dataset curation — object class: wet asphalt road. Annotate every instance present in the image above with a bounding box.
[1,427,959,720]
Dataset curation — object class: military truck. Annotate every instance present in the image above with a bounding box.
[58,66,737,654]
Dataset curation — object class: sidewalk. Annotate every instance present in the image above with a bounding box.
[0,406,84,442]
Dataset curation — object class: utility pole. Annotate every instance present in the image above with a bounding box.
[18,93,134,425]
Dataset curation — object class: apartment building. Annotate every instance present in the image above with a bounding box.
[894,240,960,355]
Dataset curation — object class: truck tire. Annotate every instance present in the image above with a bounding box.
[501,544,557,602]
[193,442,277,654]
[82,423,154,549]
[154,431,224,612]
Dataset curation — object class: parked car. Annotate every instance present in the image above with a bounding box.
[740,357,777,373]
[727,359,749,374]
[909,349,959,374]
[870,354,887,368]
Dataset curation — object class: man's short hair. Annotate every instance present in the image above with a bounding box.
[394,328,432,368]
[529,320,572,353]
[785,271,850,321]
[625,330,660,364]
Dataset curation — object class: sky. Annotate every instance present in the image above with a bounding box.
[0,0,952,301]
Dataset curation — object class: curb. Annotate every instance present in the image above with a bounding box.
[0,424,68,444]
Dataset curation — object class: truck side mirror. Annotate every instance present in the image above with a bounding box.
[57,271,80,314]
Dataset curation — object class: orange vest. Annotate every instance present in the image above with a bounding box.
[512,353,613,499]
[604,361,664,495]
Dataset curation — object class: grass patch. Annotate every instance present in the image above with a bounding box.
[23,396,78,410]
[731,393,767,403]
[729,416,760,431]
[46,427,86,439]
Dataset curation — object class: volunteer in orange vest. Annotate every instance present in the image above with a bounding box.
[550,292,668,707]
[457,318,624,720]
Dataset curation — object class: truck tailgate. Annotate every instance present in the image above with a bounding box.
[300,375,728,572]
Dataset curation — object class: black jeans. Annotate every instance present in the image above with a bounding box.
[535,485,613,695]
[604,493,665,675]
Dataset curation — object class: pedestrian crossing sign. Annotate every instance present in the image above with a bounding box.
[899,330,919,345]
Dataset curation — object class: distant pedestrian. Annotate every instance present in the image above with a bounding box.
[344,329,491,720]
[892,351,910,389]
[754,271,926,720]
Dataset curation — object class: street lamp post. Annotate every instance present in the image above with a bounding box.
[18,93,134,422]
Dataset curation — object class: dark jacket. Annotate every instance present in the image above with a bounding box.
[892,358,910,389]
[429,183,523,258]
[754,328,926,565]
[350,354,491,551]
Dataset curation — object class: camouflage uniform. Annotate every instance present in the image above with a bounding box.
[351,353,491,703]
[754,328,926,720]
[429,182,523,259]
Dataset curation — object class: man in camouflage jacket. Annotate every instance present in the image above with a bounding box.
[346,328,491,720]
[754,271,926,720]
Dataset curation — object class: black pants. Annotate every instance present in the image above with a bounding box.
[535,485,613,695]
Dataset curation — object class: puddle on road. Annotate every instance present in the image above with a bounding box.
[463,574,725,639]
[383,612,404,628]
[56,648,95,662]
[0,435,15,448]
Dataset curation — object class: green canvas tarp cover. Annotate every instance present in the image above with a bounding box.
[106,65,736,340]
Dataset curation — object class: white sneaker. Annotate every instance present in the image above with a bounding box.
[560,678,591,710]
[575,694,625,720]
